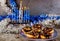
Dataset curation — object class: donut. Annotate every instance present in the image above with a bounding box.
[39,34,46,39]
[43,27,54,34]
[32,24,42,33]
[22,26,32,33]
[24,31,39,39]
[42,27,54,39]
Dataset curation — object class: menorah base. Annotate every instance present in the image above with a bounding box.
[9,21,30,24]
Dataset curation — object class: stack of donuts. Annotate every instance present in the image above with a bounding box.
[22,24,54,39]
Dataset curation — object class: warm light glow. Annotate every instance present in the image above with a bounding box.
[25,34,34,38]
[49,30,54,34]
[40,35,46,39]
[24,6,27,10]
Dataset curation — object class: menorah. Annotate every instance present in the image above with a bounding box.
[7,0,30,24]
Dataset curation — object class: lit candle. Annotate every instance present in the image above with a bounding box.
[19,0,23,23]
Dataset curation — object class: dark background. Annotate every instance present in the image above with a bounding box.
[16,0,53,15]
[5,0,60,15]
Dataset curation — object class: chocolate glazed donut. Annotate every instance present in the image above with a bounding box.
[22,26,32,33]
